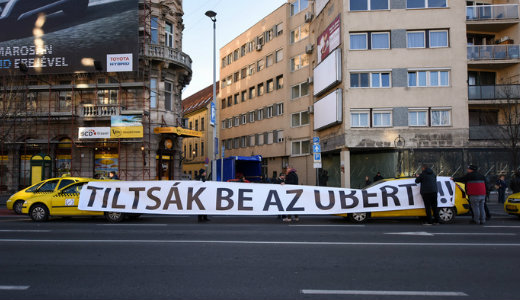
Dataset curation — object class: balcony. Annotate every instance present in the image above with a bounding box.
[467,45,520,66]
[467,4,519,31]
[468,84,520,101]
[469,125,507,140]
[80,104,120,118]
[140,43,192,73]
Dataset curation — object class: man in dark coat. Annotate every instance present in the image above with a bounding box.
[373,172,384,182]
[453,165,487,225]
[415,164,439,225]
[284,168,299,222]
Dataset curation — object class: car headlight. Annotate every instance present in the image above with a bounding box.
[508,198,520,203]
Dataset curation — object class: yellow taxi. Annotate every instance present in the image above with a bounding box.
[504,193,520,218]
[20,179,131,223]
[339,178,470,223]
[6,177,86,214]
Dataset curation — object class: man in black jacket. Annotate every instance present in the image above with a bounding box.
[415,164,439,225]
[283,167,299,222]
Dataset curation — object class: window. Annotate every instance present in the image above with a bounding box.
[257,109,264,121]
[350,0,389,11]
[151,17,158,44]
[290,24,310,44]
[276,75,284,89]
[431,109,451,126]
[291,81,310,99]
[407,31,425,48]
[258,34,264,46]
[221,57,226,69]
[201,142,204,156]
[234,138,240,149]
[150,78,157,108]
[257,83,264,96]
[275,23,283,36]
[194,143,198,157]
[165,22,174,48]
[222,121,226,129]
[201,118,205,131]
[241,90,247,102]
[249,87,256,99]
[189,121,192,129]
[234,116,240,127]
[227,96,232,107]
[372,32,390,49]
[221,99,226,109]
[292,111,310,127]
[241,68,247,79]
[351,110,370,127]
[291,0,309,16]
[257,59,265,72]
[241,44,246,57]
[58,179,75,190]
[275,48,284,62]
[248,63,255,76]
[266,29,274,43]
[350,33,367,50]
[292,140,310,156]
[234,93,239,104]
[233,49,239,61]
[226,76,232,86]
[227,119,233,128]
[266,54,274,68]
[267,79,274,93]
[350,72,390,88]
[195,120,199,131]
[429,30,448,48]
[275,103,284,116]
[249,111,255,123]
[241,114,247,125]
[227,54,232,65]
[234,72,240,83]
[249,135,256,147]
[408,110,428,126]
[407,0,446,9]
[373,110,392,127]
[241,136,247,148]
[408,70,449,87]
[267,106,273,118]
[290,54,309,71]
[164,81,172,111]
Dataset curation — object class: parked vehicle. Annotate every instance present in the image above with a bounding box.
[216,155,263,182]
[504,193,520,218]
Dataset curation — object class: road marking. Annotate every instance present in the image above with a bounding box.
[0,230,51,233]
[0,285,30,290]
[289,225,365,227]
[96,224,168,227]
[385,231,515,236]
[1,239,520,247]
[301,289,468,297]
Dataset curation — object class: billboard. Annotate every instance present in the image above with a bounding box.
[317,14,341,64]
[313,48,342,96]
[0,0,138,74]
[111,115,143,138]
[78,127,111,139]
[314,89,343,131]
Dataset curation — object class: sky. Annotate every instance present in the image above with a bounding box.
[181,0,287,99]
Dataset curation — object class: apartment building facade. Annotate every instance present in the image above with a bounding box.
[0,0,192,194]
[219,1,317,184]
[181,83,217,179]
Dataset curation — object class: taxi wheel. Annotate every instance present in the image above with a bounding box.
[348,212,369,223]
[437,207,455,224]
[29,204,49,222]
[13,201,24,214]
[104,212,125,223]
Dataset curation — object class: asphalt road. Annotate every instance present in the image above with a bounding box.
[0,204,519,300]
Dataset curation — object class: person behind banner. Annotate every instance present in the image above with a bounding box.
[496,175,507,204]
[108,171,119,180]
[196,168,210,223]
[284,167,299,222]
[373,172,384,183]
[452,165,487,225]
[364,176,372,187]
[415,164,440,225]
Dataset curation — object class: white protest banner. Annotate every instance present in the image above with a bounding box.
[78,177,455,215]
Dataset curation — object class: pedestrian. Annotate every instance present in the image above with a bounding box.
[276,172,286,221]
[452,165,487,225]
[496,175,507,204]
[108,171,119,180]
[196,168,210,223]
[364,176,372,187]
[283,167,299,222]
[373,172,384,183]
[415,164,440,225]
[319,170,329,186]
[510,170,520,194]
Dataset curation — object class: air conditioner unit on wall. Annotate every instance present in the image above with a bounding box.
[304,12,313,23]
[305,44,314,54]
[256,44,262,51]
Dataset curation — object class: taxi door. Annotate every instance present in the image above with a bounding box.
[50,182,85,216]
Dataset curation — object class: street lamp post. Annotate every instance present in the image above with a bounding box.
[205,10,222,182]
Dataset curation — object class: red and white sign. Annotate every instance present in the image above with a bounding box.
[317,15,341,64]
[106,53,133,72]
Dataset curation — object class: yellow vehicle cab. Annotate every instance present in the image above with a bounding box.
[20,179,130,223]
[504,193,520,218]
[6,177,86,214]
[339,178,470,223]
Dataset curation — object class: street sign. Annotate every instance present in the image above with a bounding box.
[314,153,321,161]
[313,137,320,144]
[313,162,322,168]
[313,144,321,153]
